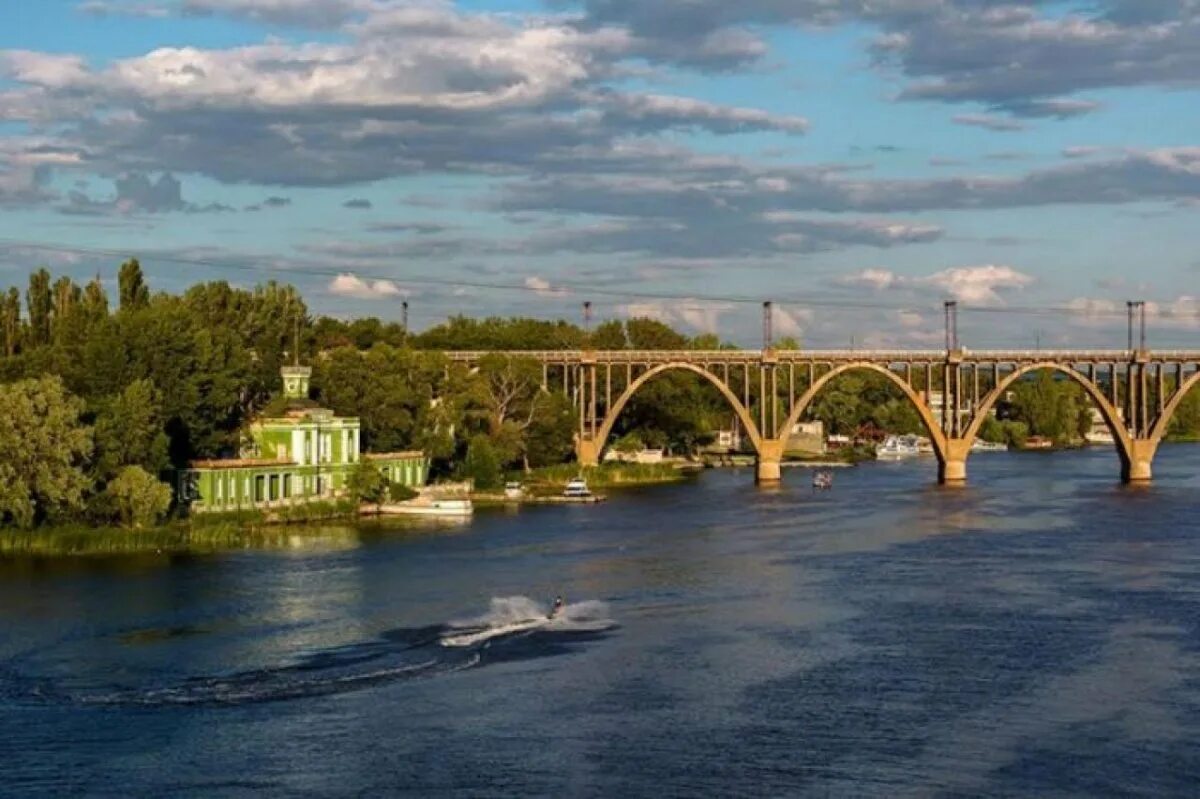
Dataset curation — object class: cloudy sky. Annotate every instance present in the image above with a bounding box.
[2,0,1199,347]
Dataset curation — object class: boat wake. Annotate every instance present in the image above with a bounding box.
[3,597,614,708]
[440,596,615,647]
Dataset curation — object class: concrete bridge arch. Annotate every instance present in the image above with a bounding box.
[575,361,766,467]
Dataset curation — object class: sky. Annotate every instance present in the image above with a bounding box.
[1,0,1199,347]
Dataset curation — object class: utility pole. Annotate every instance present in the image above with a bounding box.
[762,301,773,350]
[1138,300,1146,351]
[583,301,593,333]
[944,300,958,351]
[402,300,409,336]
[1127,301,1135,352]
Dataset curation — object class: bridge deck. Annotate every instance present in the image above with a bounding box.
[446,349,1200,364]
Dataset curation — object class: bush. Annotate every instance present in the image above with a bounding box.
[348,461,388,504]
[459,435,502,490]
[388,482,418,502]
[106,465,172,528]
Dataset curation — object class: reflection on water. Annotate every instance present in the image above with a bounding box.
[2,447,1200,796]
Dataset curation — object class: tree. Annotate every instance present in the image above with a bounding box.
[626,317,688,349]
[81,277,109,322]
[106,465,172,528]
[458,435,502,489]
[0,376,93,527]
[26,268,52,347]
[118,258,150,310]
[473,353,550,466]
[589,320,627,350]
[92,379,171,482]
[348,461,389,506]
[1,287,20,356]
[524,390,577,468]
[1168,385,1200,440]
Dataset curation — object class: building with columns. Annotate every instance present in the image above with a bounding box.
[177,365,428,513]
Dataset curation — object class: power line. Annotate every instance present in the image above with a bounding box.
[2,237,1197,321]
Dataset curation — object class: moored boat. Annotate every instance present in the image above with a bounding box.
[378,498,474,517]
[563,477,592,498]
[876,435,921,460]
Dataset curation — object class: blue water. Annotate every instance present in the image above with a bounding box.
[2,447,1200,796]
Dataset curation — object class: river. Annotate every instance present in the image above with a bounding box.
[2,446,1200,796]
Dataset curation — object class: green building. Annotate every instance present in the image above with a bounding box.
[178,365,428,513]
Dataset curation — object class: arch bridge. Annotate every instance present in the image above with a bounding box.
[446,349,1200,485]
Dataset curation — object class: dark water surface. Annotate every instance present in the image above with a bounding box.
[3,447,1200,797]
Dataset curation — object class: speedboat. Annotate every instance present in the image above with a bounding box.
[563,477,592,498]
[812,470,833,489]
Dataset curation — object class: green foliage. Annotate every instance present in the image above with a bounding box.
[612,431,645,453]
[524,462,684,489]
[118,258,150,310]
[1,287,20,356]
[415,315,583,350]
[106,465,172,528]
[388,482,419,502]
[459,435,503,490]
[0,376,93,528]
[26,268,52,347]
[1001,371,1090,443]
[92,379,171,482]
[348,461,389,505]
[1167,383,1200,440]
[626,317,688,349]
[524,390,577,468]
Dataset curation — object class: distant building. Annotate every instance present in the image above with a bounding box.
[927,390,974,431]
[178,365,428,513]
[1085,406,1120,444]
[604,448,665,464]
[786,420,825,454]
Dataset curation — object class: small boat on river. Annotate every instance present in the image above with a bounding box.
[563,478,592,498]
[812,470,834,490]
[378,498,474,517]
[876,435,921,460]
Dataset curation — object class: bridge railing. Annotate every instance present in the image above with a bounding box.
[444,349,1200,363]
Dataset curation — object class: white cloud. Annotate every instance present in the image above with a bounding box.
[618,299,733,334]
[840,268,901,290]
[921,265,1034,305]
[327,272,406,299]
[774,306,812,338]
[839,264,1033,305]
[951,114,1025,132]
[523,275,568,297]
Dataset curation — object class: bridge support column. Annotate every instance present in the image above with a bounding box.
[939,438,971,485]
[576,438,601,469]
[1121,438,1157,483]
[757,439,784,484]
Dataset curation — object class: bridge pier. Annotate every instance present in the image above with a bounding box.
[939,439,971,485]
[756,439,784,484]
[1121,439,1157,483]
[576,438,601,469]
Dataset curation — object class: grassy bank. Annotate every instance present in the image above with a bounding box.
[0,501,365,558]
[0,521,364,557]
[515,462,690,494]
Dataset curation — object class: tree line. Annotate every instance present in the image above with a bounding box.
[1,262,1197,528]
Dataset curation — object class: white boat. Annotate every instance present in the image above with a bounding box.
[379,498,474,517]
[876,435,921,460]
[563,478,592,498]
[971,439,1008,453]
[504,482,524,499]
[812,470,833,489]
